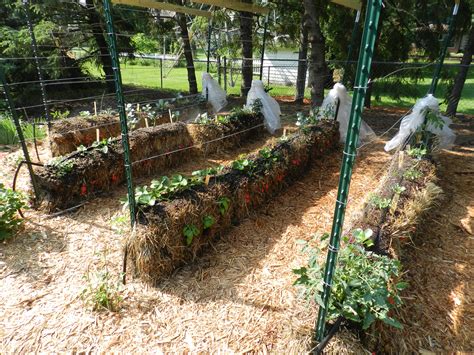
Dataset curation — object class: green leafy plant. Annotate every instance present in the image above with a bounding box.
[51,110,70,120]
[202,215,215,230]
[183,224,199,245]
[232,156,256,176]
[391,183,406,194]
[133,174,203,207]
[76,144,88,154]
[194,112,212,124]
[217,197,230,216]
[293,229,406,330]
[259,147,280,169]
[250,98,263,114]
[91,138,112,154]
[81,268,123,312]
[191,165,223,179]
[404,168,422,181]
[407,147,427,159]
[216,115,230,125]
[47,157,74,177]
[79,110,91,117]
[369,193,392,209]
[0,183,27,241]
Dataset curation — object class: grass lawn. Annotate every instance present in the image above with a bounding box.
[87,60,474,115]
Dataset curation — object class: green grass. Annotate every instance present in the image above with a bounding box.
[0,116,46,145]
[371,72,474,115]
[86,60,473,115]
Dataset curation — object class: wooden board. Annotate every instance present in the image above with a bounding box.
[190,0,269,15]
[112,0,212,18]
[330,0,361,11]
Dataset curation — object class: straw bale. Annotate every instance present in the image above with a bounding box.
[36,113,265,211]
[127,121,340,283]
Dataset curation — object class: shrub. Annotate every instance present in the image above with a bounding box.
[293,229,406,330]
[0,183,27,241]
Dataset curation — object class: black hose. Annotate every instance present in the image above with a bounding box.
[312,316,344,354]
[12,160,44,217]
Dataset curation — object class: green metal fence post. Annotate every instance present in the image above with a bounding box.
[428,0,460,95]
[0,67,40,200]
[207,19,212,73]
[103,0,136,229]
[259,14,269,81]
[314,0,383,343]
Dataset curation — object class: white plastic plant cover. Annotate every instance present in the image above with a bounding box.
[246,80,281,134]
[319,83,375,143]
[384,94,456,152]
[201,72,227,113]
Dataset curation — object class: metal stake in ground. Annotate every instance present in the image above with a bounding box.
[206,18,212,100]
[344,9,361,85]
[314,0,383,345]
[103,0,136,283]
[23,0,52,132]
[0,67,40,201]
[259,14,269,81]
[428,0,460,96]
[422,0,460,150]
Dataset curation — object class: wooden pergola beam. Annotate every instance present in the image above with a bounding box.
[330,0,362,11]
[112,0,213,18]
[190,0,270,15]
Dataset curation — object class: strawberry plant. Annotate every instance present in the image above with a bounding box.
[91,138,112,154]
[403,168,422,181]
[294,229,406,330]
[369,193,392,209]
[132,174,204,207]
[407,147,427,160]
[202,215,215,230]
[217,196,230,215]
[183,224,199,245]
[191,165,224,179]
[392,183,406,194]
[0,183,27,241]
[232,156,256,176]
[216,115,230,125]
[47,157,74,177]
[195,112,212,124]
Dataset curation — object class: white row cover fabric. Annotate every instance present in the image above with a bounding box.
[201,72,227,113]
[319,83,375,143]
[246,80,281,134]
[384,94,456,152]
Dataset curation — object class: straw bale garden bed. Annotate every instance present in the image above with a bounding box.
[126,120,339,283]
[35,105,265,211]
[48,96,208,156]
[296,146,444,352]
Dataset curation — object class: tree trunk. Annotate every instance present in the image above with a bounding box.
[446,26,473,117]
[295,11,309,104]
[303,0,328,106]
[240,5,253,97]
[86,0,115,92]
[176,13,198,94]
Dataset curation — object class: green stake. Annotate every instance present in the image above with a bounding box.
[429,0,460,95]
[0,67,40,201]
[315,0,383,343]
[103,0,136,228]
